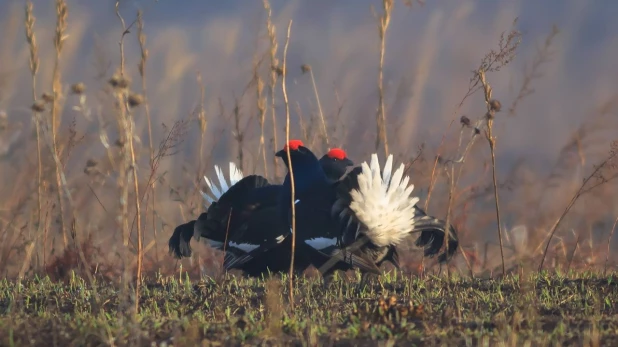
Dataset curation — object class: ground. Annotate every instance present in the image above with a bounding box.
[1,270,617,346]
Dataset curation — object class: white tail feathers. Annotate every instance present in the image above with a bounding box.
[348,154,420,247]
[201,162,244,206]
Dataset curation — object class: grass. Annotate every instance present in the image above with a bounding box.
[1,271,617,345]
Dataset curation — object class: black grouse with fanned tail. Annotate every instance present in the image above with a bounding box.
[168,148,355,277]
[332,160,459,273]
[275,140,459,283]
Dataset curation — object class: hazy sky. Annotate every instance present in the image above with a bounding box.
[1,0,617,175]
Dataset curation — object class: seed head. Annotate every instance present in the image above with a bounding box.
[460,115,471,127]
[272,65,285,76]
[86,159,97,168]
[31,101,46,112]
[489,99,502,112]
[108,74,130,89]
[71,83,85,95]
[301,64,311,74]
[41,92,54,103]
[127,93,144,108]
[485,111,494,120]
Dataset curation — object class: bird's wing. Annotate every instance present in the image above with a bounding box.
[210,179,290,271]
[168,220,196,259]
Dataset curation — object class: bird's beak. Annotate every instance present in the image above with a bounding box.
[344,158,354,167]
[275,149,286,158]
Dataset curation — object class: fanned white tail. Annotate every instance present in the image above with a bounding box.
[201,162,244,206]
[348,154,420,247]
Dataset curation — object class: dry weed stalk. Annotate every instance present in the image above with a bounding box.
[281,20,295,309]
[24,0,43,266]
[478,70,506,277]
[374,0,393,157]
[538,140,618,271]
[137,11,152,165]
[114,1,143,316]
[232,96,245,172]
[196,72,207,174]
[424,25,521,276]
[136,11,157,261]
[300,64,329,148]
[31,91,101,313]
[509,25,559,116]
[424,22,521,212]
[264,0,280,178]
[51,0,69,248]
[255,61,269,176]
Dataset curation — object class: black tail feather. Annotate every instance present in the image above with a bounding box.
[415,224,459,263]
[193,210,225,247]
[168,220,196,259]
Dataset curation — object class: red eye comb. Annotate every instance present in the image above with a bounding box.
[283,139,304,151]
[327,148,346,160]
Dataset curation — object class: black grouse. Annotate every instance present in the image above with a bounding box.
[168,148,355,277]
[273,140,459,284]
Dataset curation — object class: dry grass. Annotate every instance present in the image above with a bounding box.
[0,0,617,344]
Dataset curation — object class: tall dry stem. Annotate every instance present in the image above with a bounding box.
[281,20,295,310]
[114,1,142,318]
[539,144,618,272]
[374,0,393,156]
[137,11,156,262]
[255,62,268,176]
[478,69,506,277]
[52,0,68,248]
[232,97,245,172]
[24,0,43,266]
[196,72,207,175]
[264,0,280,178]
[301,64,329,148]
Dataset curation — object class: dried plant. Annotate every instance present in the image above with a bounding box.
[539,140,618,271]
[424,21,522,212]
[509,25,560,117]
[300,64,329,149]
[373,0,393,156]
[281,20,295,308]
[114,1,143,318]
[264,0,280,179]
[24,0,43,265]
[478,69,506,276]
[255,59,268,176]
[51,0,69,248]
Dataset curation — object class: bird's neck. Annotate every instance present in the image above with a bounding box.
[278,158,330,225]
[284,159,328,192]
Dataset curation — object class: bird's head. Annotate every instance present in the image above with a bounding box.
[275,139,318,168]
[319,148,354,181]
[275,139,328,188]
